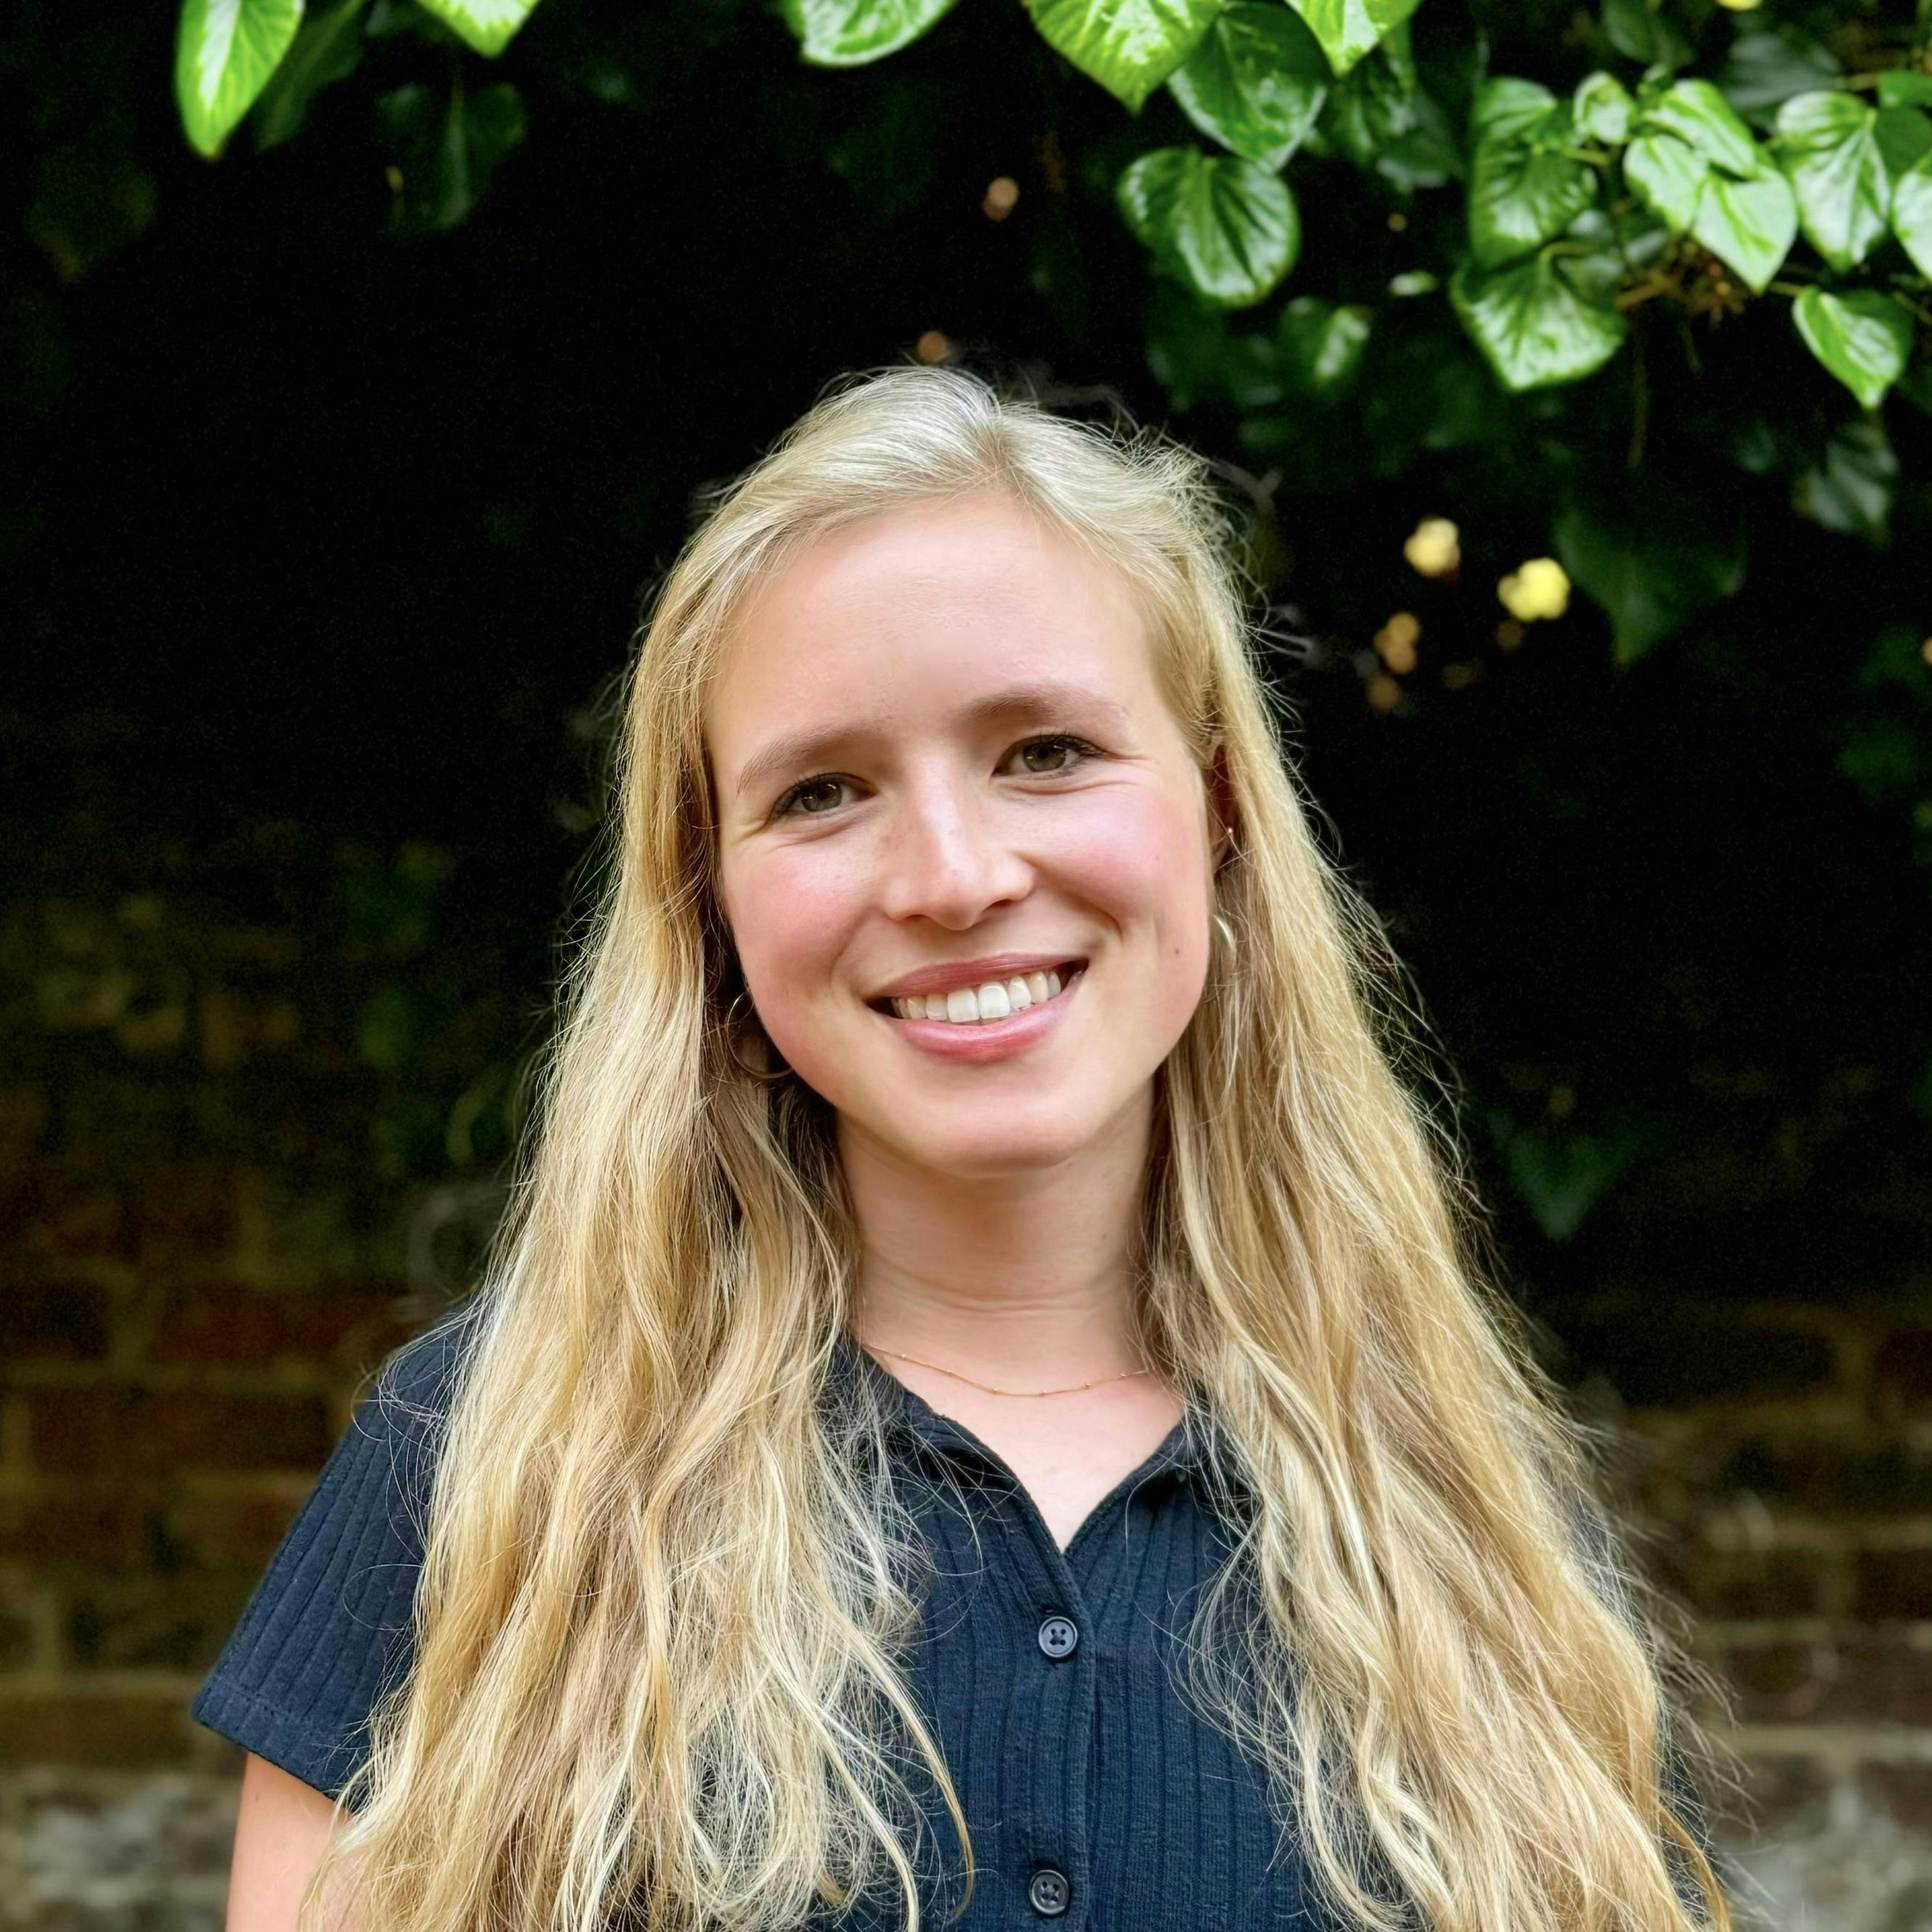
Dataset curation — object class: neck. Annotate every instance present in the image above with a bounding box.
[837,1087,1155,1388]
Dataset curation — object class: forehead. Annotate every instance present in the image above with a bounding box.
[705,492,1162,754]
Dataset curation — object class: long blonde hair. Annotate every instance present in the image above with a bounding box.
[309,365,1729,1932]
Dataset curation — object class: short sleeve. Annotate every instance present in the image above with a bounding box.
[188,1305,473,1804]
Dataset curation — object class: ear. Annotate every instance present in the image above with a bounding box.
[1206,740,1238,872]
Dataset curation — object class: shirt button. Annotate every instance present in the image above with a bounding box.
[1036,1615,1079,1660]
[1028,1867,1071,1917]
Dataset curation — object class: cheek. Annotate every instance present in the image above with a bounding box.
[721,847,865,1017]
[1064,787,1209,929]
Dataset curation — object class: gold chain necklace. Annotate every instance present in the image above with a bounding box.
[859,1339,1156,1398]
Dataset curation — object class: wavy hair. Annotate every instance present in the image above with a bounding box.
[306,365,1731,1932]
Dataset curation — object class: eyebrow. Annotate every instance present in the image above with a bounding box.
[732,680,1133,803]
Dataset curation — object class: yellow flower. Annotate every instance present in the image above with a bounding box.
[1715,0,1763,12]
[1403,516,1460,577]
[1497,557,1570,622]
[1373,612,1420,674]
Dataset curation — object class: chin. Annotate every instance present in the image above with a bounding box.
[873,1094,1113,1180]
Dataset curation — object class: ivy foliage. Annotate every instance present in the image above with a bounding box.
[168,0,1932,375]
[172,0,1932,628]
[147,0,1932,1234]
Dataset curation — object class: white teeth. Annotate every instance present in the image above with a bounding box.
[887,966,1078,1026]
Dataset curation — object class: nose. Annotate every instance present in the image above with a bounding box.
[874,777,1034,930]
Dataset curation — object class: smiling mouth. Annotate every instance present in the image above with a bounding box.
[868,959,1086,1025]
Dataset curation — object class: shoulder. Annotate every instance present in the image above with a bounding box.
[187,1297,482,1801]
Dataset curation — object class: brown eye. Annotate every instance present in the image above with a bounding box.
[1015,735,1097,776]
[775,777,851,818]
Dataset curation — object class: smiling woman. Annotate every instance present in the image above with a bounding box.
[191,365,1732,1932]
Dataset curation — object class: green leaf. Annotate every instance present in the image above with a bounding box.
[1489,1111,1646,1242]
[1601,0,1690,72]
[1167,2,1329,170]
[1283,0,1423,78]
[1624,131,1708,234]
[1794,415,1896,544]
[1692,165,1797,293]
[176,0,305,159]
[1028,0,1221,110]
[1144,283,1283,410]
[1468,104,1596,268]
[1899,360,1932,416]
[1876,103,1932,184]
[1716,25,1843,126]
[1790,286,1915,407]
[1894,150,1932,277]
[357,984,431,1075]
[376,77,527,233]
[1560,202,1670,297]
[1469,76,1559,143]
[1322,31,1461,187]
[1277,295,1373,394]
[1450,253,1627,392]
[251,0,364,150]
[1775,90,1891,272]
[1644,78,1760,178]
[1878,73,1932,111]
[1117,147,1301,306]
[1572,70,1634,145]
[1554,489,1746,665]
[408,0,539,57]
[782,0,961,66]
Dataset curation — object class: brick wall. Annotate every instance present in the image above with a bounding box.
[2,734,1926,1930]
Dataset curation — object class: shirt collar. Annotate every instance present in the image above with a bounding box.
[826,1325,1209,1484]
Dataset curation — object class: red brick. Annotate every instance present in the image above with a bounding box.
[0,1601,36,1670]
[1718,1438,1932,1514]
[198,987,303,1073]
[1851,1548,1932,1622]
[147,1284,414,1370]
[1654,1546,1828,1620]
[0,1689,203,1766]
[0,1485,163,1570]
[1858,1761,1932,1834]
[65,1572,259,1671]
[129,1164,236,1274]
[163,1480,309,1569]
[0,1281,113,1362]
[9,1178,131,1267]
[26,1388,333,1476]
[1737,1756,1835,1840]
[1873,1330,1932,1417]
[1721,1634,1932,1726]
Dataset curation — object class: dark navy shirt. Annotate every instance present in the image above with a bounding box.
[191,1312,1326,1928]
[191,1315,1720,1926]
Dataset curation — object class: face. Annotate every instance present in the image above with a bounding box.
[705,489,1227,1178]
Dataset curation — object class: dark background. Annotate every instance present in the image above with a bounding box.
[3,0,1929,1922]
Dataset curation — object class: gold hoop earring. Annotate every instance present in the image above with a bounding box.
[721,988,792,1084]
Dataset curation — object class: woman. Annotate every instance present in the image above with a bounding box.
[195,365,1729,1932]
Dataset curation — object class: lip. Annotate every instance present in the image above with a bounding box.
[877,963,1086,1065]
[868,951,1087,1002]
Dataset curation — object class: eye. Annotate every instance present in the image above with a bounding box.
[768,734,1103,821]
[1012,733,1101,776]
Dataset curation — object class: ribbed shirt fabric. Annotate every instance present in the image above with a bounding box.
[189,1314,1721,1926]
[190,1314,1327,1928]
